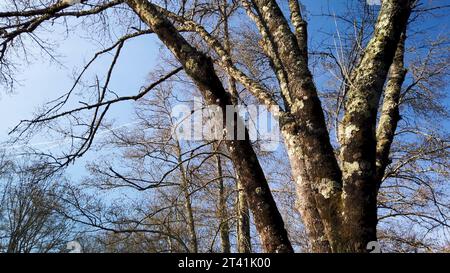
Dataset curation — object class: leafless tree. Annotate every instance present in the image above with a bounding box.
[0,160,74,253]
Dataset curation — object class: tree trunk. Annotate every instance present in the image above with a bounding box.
[215,144,231,253]
[221,3,251,253]
[338,0,412,252]
[250,0,343,251]
[251,0,412,252]
[281,127,336,253]
[175,140,198,253]
[376,33,407,187]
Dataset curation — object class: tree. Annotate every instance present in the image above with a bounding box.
[0,160,73,253]
[1,0,448,252]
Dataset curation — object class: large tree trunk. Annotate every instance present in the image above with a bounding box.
[338,0,412,252]
[125,0,293,253]
[281,126,333,253]
[250,0,412,252]
[251,0,343,251]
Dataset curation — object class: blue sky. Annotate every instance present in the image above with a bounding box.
[0,0,345,143]
[0,28,158,139]
[0,17,162,178]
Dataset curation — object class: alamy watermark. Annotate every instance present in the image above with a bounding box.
[171,97,281,152]
[67,240,82,253]
[367,241,382,253]
[367,0,381,6]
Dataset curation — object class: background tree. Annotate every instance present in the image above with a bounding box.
[0,160,74,253]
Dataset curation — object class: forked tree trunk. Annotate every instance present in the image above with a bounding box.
[250,0,412,252]
[338,1,412,252]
